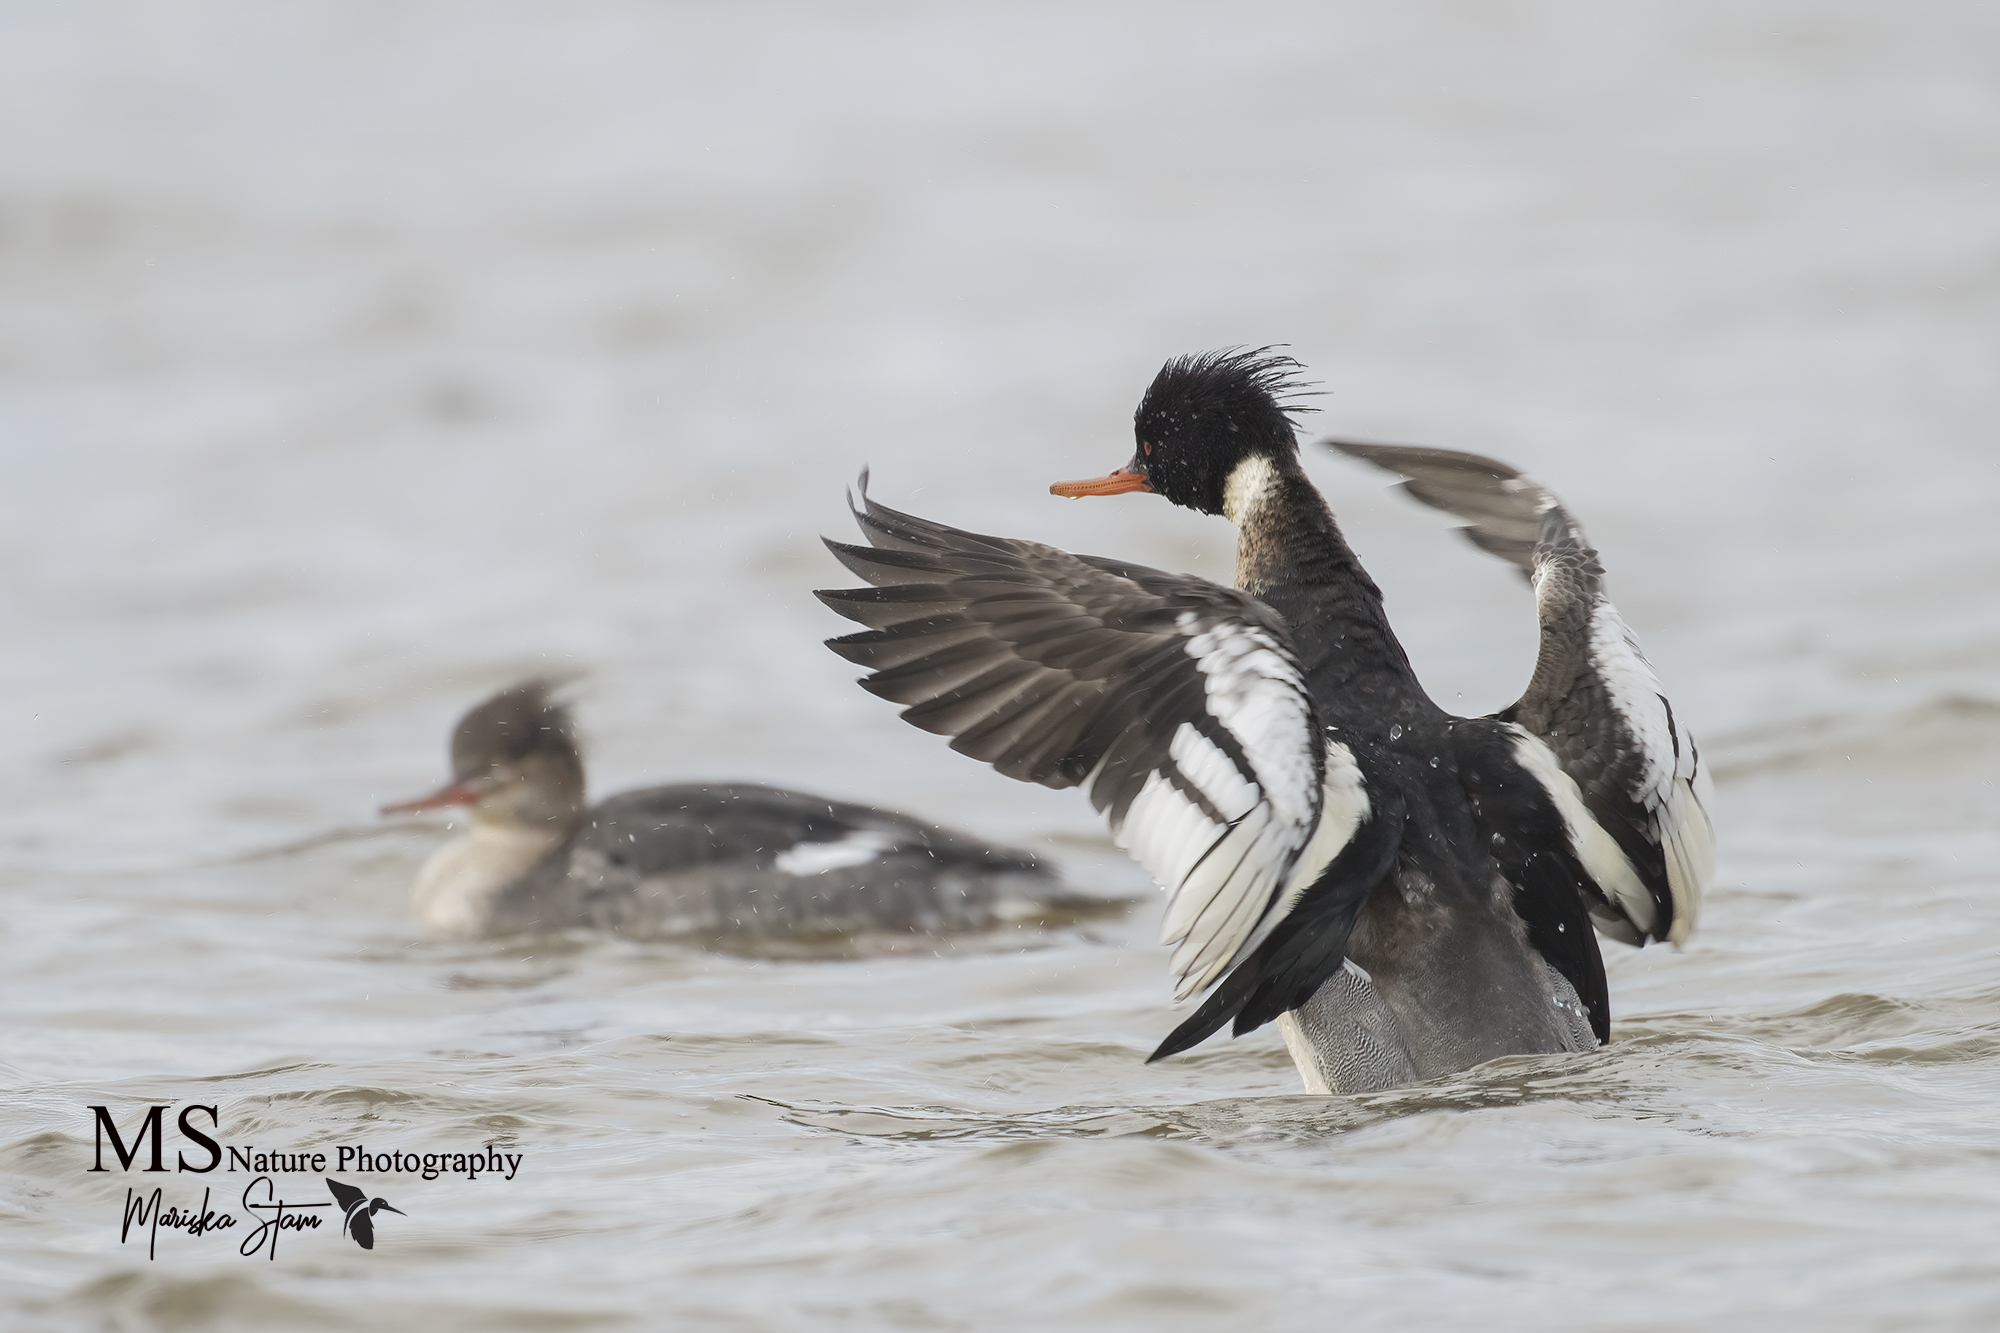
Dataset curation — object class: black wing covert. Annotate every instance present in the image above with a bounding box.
[817,479,1371,1004]
[1324,441,1713,947]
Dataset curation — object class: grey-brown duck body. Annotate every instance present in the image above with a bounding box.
[383,681,1103,948]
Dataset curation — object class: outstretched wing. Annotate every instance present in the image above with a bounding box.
[1325,441,1713,946]
[325,1177,364,1212]
[817,481,1371,1006]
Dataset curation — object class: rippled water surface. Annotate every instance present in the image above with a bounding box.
[5,3,1999,1328]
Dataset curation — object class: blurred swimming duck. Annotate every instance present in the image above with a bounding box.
[819,349,1713,1092]
[382,681,1109,944]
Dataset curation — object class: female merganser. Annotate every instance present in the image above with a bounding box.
[382,681,1108,944]
[818,349,1713,1093]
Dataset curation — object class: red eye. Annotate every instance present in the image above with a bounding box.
[1143,441,1153,456]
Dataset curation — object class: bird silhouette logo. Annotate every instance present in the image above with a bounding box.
[325,1178,406,1250]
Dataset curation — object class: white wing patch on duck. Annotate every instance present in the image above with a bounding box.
[1094,616,1329,1001]
[1267,738,1369,921]
[1179,612,1319,829]
[1505,724,1656,936]
[1121,729,1367,1002]
[1176,614,1321,994]
[1165,721,1260,823]
[774,828,902,876]
[1227,737,1371,965]
[1582,599,1677,801]
[1659,743,1715,946]
[1580,599,1713,943]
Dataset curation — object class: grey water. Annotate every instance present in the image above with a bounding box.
[4,2,1999,1328]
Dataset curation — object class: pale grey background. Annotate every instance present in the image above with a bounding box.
[3,3,1996,1329]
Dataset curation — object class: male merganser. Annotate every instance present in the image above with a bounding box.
[818,349,1713,1093]
[382,681,1109,944]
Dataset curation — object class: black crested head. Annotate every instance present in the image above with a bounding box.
[450,679,578,781]
[1131,347,1317,515]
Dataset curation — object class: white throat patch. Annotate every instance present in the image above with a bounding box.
[1221,454,1279,526]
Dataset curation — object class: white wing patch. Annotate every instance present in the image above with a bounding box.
[1585,601,1677,802]
[1506,725,1657,936]
[1118,745,1222,904]
[1167,722,1260,823]
[1178,612,1318,828]
[774,828,901,876]
[1580,600,1713,944]
[1232,738,1370,962]
[1658,759,1714,946]
[1117,731,1370,1003]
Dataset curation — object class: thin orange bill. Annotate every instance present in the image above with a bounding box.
[1049,468,1152,498]
[380,781,479,816]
